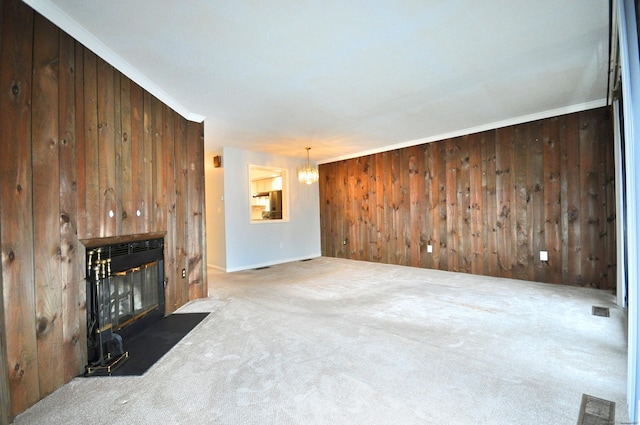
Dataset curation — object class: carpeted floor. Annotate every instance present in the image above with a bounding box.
[14,257,629,424]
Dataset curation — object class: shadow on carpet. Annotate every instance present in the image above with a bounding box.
[103,312,208,377]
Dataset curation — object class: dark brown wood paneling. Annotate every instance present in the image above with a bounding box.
[82,49,99,240]
[163,105,177,313]
[0,0,209,419]
[58,30,85,383]
[152,97,165,233]
[319,108,615,290]
[565,114,582,285]
[130,81,145,235]
[97,57,117,238]
[495,127,514,278]
[0,6,11,419]
[74,44,86,241]
[173,117,188,310]
[0,0,38,416]
[543,117,562,284]
[187,121,206,300]
[119,75,133,236]
[529,121,545,282]
[32,13,63,398]
[142,91,153,232]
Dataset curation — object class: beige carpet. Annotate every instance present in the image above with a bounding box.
[14,257,628,424]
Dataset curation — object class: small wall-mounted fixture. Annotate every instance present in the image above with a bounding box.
[540,251,548,262]
[213,155,222,168]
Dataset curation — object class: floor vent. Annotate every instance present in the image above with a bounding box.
[592,306,610,317]
[577,394,615,425]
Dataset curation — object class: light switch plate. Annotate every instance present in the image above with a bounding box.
[427,245,433,253]
[540,251,548,262]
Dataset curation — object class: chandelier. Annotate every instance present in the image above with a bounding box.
[298,147,319,184]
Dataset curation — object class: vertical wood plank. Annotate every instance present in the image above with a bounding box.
[565,113,582,285]
[73,44,85,240]
[484,131,499,276]
[513,125,529,280]
[469,133,483,275]
[543,117,563,284]
[142,91,153,233]
[603,112,616,290]
[187,121,205,300]
[375,154,386,262]
[409,146,423,267]
[152,96,165,233]
[459,135,471,273]
[97,58,116,238]
[163,105,177,313]
[579,111,602,287]
[130,82,144,234]
[495,127,514,277]
[174,117,188,309]
[445,138,459,272]
[529,121,545,282]
[119,75,133,236]
[436,142,448,271]
[0,220,9,425]
[58,31,85,382]
[82,49,99,239]
[32,13,63,398]
[112,70,122,236]
[0,0,39,415]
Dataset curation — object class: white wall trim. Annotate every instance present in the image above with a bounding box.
[23,0,206,123]
[207,264,227,273]
[224,254,322,273]
[319,99,607,164]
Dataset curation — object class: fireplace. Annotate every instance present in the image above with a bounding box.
[85,237,165,375]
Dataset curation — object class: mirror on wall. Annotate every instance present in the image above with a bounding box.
[249,165,288,222]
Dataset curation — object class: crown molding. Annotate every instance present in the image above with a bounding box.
[319,99,607,164]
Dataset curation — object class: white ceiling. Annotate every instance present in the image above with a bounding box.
[28,0,610,163]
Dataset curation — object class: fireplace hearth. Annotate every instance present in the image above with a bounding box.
[85,238,165,375]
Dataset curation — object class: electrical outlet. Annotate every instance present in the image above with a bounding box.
[540,251,548,262]
[182,268,186,278]
[427,245,433,253]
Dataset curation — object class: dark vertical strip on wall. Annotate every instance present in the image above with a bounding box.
[82,49,99,239]
[543,117,562,283]
[32,13,63,398]
[58,29,85,383]
[97,58,116,238]
[187,121,206,300]
[163,105,177,312]
[319,109,615,289]
[0,0,38,416]
[174,117,188,309]
[119,75,133,236]
[130,82,144,235]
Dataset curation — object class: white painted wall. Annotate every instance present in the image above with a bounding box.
[208,146,321,272]
[205,150,227,271]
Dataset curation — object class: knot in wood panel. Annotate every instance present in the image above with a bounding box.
[10,81,20,97]
[13,363,24,379]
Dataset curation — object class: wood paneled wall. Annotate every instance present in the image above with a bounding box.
[0,0,207,420]
[320,108,615,289]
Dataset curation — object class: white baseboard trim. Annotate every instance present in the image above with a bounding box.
[223,254,322,273]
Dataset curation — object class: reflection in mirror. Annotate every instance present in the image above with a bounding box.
[249,165,287,222]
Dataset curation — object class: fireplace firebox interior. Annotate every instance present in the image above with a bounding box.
[85,238,165,375]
